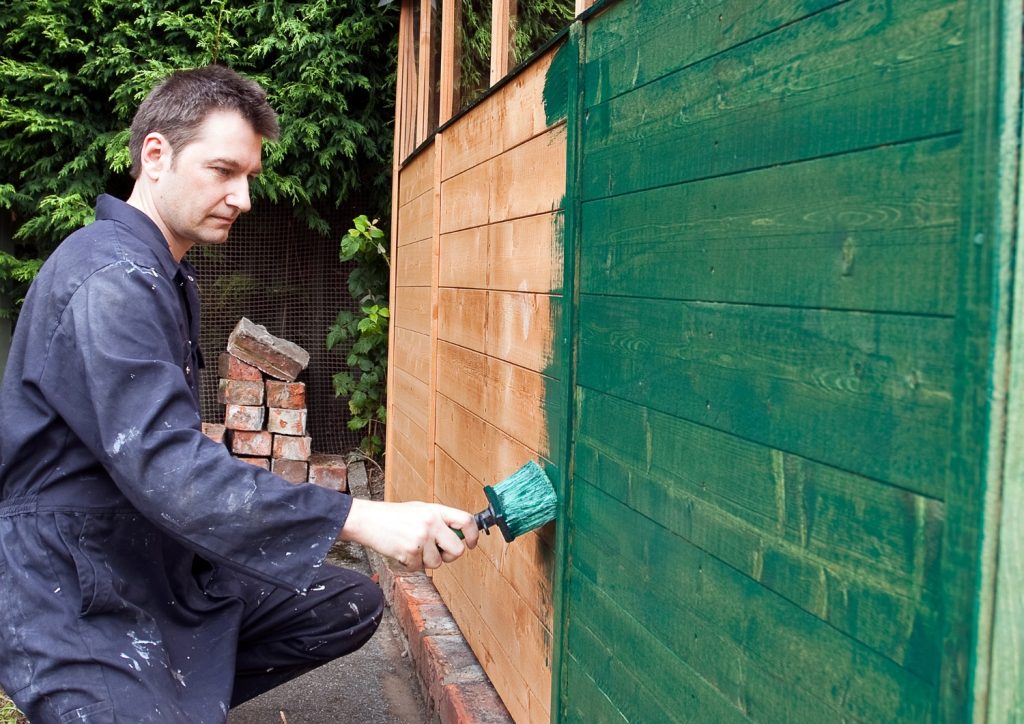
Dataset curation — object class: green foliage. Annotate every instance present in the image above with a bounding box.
[0,0,398,311]
[0,250,43,319]
[0,689,26,724]
[327,215,389,457]
[511,0,576,66]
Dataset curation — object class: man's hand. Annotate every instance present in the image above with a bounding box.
[338,497,480,571]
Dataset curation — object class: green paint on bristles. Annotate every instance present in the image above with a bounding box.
[487,460,558,539]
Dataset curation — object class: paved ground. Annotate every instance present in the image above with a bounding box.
[228,540,437,724]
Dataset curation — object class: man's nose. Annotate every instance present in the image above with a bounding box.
[227,178,251,213]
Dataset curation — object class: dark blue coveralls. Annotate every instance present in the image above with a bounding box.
[0,196,383,723]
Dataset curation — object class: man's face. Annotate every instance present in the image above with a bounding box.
[153,109,263,254]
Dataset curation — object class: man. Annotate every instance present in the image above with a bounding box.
[0,65,478,722]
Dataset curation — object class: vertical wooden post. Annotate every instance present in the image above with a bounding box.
[439,0,457,125]
[574,0,593,15]
[490,0,514,84]
[416,0,434,146]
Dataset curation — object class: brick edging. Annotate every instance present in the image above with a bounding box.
[348,463,513,724]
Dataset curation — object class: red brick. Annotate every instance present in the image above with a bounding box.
[237,456,269,469]
[267,407,307,436]
[224,404,265,431]
[229,430,273,457]
[272,458,308,484]
[265,380,306,409]
[217,378,264,406]
[201,422,226,444]
[439,680,514,724]
[227,317,309,382]
[308,454,348,492]
[218,352,262,381]
[272,434,312,461]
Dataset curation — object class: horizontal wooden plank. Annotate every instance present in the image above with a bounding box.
[568,574,755,722]
[488,212,564,294]
[390,365,430,434]
[575,388,943,678]
[395,237,432,288]
[393,285,431,335]
[438,287,487,352]
[436,340,562,465]
[386,442,429,504]
[582,0,964,200]
[439,226,488,289]
[580,135,960,315]
[571,480,937,721]
[485,291,560,374]
[495,46,562,152]
[562,656,628,723]
[397,184,434,246]
[490,126,567,223]
[441,92,499,182]
[439,161,492,234]
[392,326,431,385]
[388,404,429,482]
[577,296,954,494]
[398,141,435,206]
[584,0,840,106]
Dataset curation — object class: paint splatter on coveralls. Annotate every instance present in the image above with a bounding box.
[0,196,383,723]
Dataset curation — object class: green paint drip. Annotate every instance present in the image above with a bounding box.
[477,460,558,541]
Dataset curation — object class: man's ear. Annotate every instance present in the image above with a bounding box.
[138,132,171,180]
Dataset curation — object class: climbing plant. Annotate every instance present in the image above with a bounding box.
[0,0,397,313]
[326,215,389,457]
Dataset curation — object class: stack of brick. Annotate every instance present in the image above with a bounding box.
[200,317,348,493]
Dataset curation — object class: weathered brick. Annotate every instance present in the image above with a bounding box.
[267,407,307,436]
[308,454,348,492]
[218,352,262,381]
[272,458,308,484]
[224,404,265,431]
[226,317,309,382]
[265,380,306,409]
[218,378,264,406]
[273,434,312,461]
[229,430,273,457]
[201,422,226,444]
[237,456,270,470]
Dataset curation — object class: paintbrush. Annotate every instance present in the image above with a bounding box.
[456,460,558,542]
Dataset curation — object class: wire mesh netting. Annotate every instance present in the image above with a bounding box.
[190,202,366,455]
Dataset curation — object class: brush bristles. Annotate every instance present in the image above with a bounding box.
[490,460,558,539]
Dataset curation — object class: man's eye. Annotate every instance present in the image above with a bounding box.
[213,167,230,176]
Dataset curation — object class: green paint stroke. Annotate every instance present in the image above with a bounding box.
[543,39,573,126]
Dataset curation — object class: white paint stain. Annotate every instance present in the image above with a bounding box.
[171,669,186,687]
[120,653,141,672]
[127,630,158,664]
[110,427,141,455]
[348,602,360,616]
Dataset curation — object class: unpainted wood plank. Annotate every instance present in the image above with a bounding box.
[391,365,430,434]
[389,404,429,479]
[433,393,537,489]
[397,186,434,247]
[393,285,431,335]
[490,0,513,85]
[438,226,488,289]
[439,160,492,233]
[434,564,552,724]
[395,237,432,288]
[583,0,964,200]
[571,480,937,722]
[437,287,487,352]
[392,326,431,386]
[583,0,839,105]
[399,142,436,206]
[440,92,499,181]
[495,46,560,152]
[387,443,429,504]
[488,212,564,294]
[489,126,567,223]
[415,0,434,146]
[485,291,559,374]
[439,0,457,125]
[578,296,954,495]
[395,0,419,161]
[580,136,960,315]
[574,389,943,678]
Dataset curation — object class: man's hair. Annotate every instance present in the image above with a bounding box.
[128,65,280,178]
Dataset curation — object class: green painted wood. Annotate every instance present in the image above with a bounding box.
[562,658,628,723]
[571,479,937,722]
[580,135,960,315]
[566,577,750,723]
[574,387,943,679]
[582,0,964,201]
[584,0,841,107]
[578,296,954,493]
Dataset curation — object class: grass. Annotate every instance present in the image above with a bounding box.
[0,690,26,724]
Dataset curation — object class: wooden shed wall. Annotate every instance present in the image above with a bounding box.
[556,0,1020,721]
[387,45,568,724]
